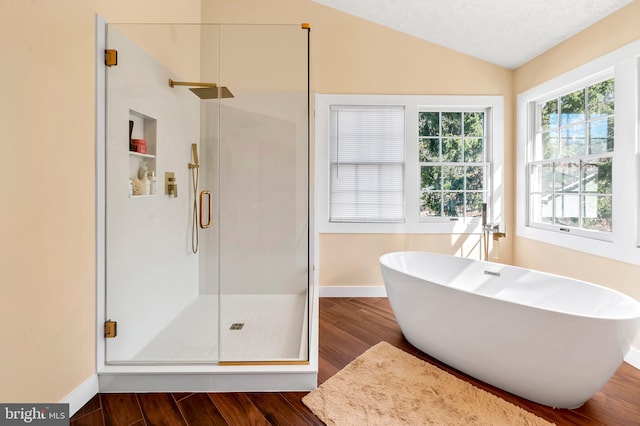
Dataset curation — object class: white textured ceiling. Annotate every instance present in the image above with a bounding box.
[313,0,632,69]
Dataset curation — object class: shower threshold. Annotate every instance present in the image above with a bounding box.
[97,362,317,393]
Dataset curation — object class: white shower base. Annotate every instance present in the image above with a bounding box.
[98,291,317,393]
[131,294,306,362]
[132,296,217,362]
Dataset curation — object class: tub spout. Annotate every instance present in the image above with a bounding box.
[483,223,499,232]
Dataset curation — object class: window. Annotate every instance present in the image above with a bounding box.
[316,94,504,234]
[528,79,614,235]
[329,106,405,222]
[419,110,488,221]
[516,38,640,265]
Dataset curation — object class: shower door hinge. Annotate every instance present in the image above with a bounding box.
[104,320,117,338]
[105,49,118,67]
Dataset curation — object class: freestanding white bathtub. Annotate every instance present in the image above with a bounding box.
[379,251,640,409]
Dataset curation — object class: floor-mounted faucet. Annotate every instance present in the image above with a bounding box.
[481,203,506,260]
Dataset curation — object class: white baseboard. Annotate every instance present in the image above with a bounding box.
[61,374,99,417]
[625,346,640,371]
[319,285,387,297]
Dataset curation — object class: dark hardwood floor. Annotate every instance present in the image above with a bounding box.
[71,298,640,425]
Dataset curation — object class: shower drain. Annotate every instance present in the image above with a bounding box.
[229,323,244,330]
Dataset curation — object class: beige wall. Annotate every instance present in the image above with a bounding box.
[0,0,200,403]
[514,1,640,91]
[321,234,488,286]
[513,1,640,300]
[205,0,515,287]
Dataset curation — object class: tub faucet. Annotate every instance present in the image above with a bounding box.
[482,203,487,229]
[481,203,506,260]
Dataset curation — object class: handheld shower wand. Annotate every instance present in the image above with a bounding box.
[189,143,199,169]
[189,144,199,254]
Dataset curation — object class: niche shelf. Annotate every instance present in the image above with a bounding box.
[129,151,155,159]
[129,110,157,197]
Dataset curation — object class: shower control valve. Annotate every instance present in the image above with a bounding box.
[165,172,178,197]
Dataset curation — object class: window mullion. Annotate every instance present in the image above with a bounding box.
[439,113,444,217]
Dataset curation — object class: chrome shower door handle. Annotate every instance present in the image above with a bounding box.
[199,190,212,229]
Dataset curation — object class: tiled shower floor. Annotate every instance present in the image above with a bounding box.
[132,294,307,362]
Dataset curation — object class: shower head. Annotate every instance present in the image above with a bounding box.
[168,79,234,99]
[189,86,234,99]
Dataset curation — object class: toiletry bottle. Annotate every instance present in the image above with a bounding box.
[138,161,148,179]
[141,171,150,196]
[149,171,156,195]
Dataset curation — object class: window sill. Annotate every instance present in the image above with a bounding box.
[515,222,640,266]
[526,222,613,242]
[317,220,484,234]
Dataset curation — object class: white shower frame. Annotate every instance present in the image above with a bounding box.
[94,15,318,392]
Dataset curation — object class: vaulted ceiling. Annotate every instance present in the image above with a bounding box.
[312,0,633,69]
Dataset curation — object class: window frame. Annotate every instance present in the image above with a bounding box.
[516,38,640,265]
[417,108,492,224]
[316,94,504,234]
[526,74,615,242]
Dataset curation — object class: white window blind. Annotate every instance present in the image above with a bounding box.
[329,105,405,222]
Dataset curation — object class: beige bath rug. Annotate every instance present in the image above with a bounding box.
[303,342,553,425]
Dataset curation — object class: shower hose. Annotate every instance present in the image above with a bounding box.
[191,165,199,254]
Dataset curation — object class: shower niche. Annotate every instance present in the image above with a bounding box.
[128,109,157,196]
[99,19,314,392]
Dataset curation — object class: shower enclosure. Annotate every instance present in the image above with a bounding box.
[97,19,314,390]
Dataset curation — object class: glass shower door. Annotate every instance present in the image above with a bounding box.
[217,24,310,363]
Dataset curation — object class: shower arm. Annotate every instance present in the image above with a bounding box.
[168,78,234,99]
[168,79,217,89]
